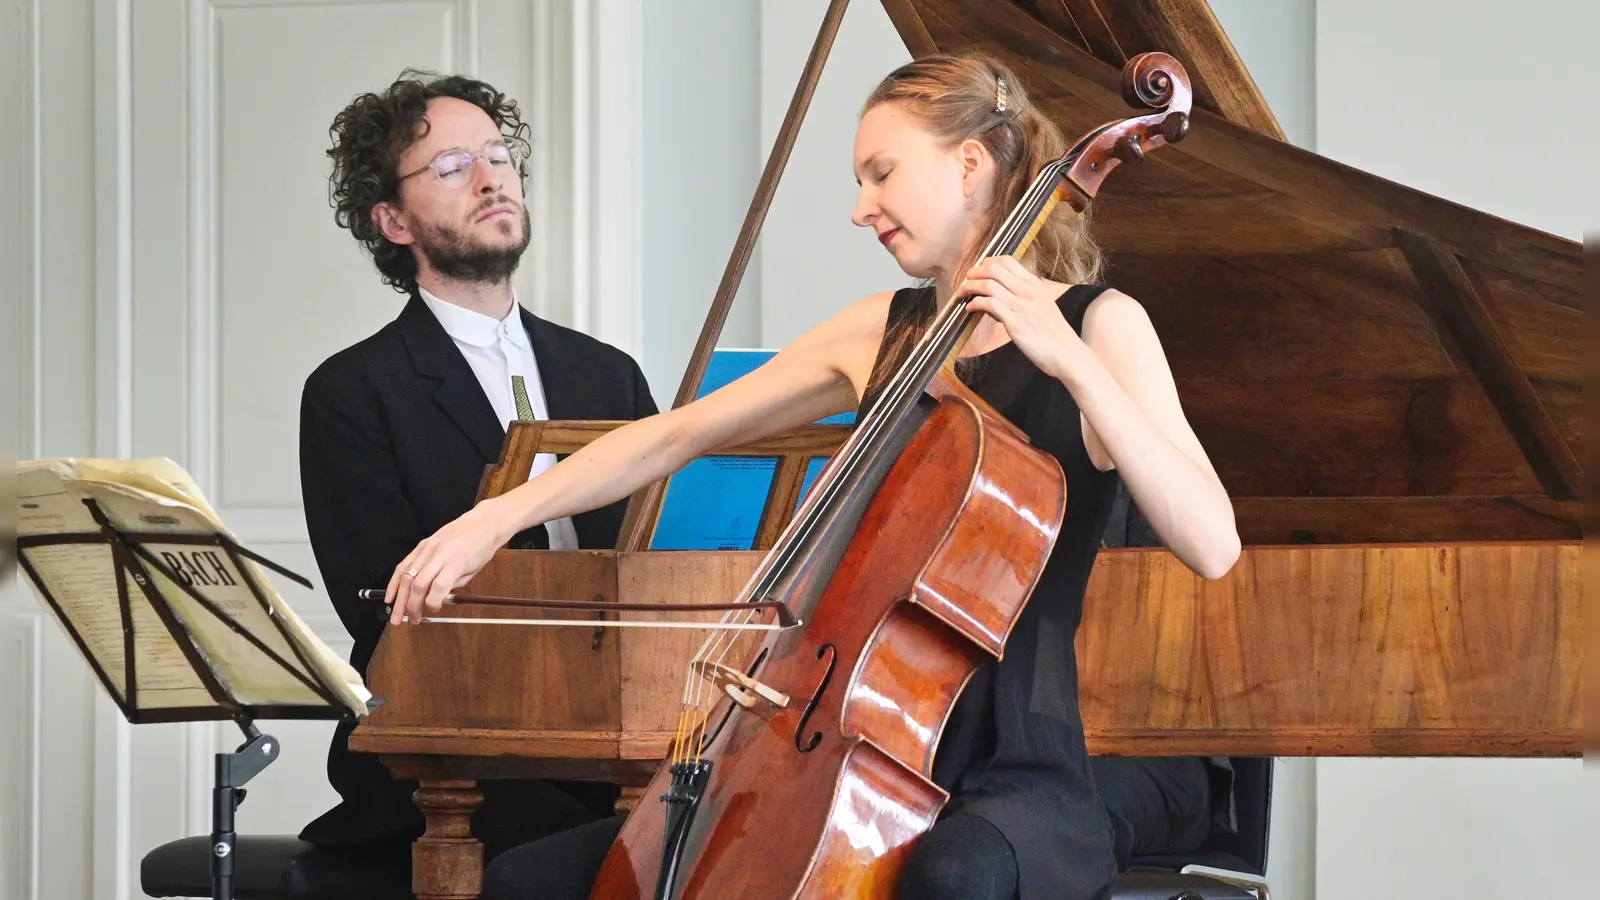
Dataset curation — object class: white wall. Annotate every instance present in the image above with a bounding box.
[0,7,25,895]
[1318,0,1597,243]
[5,2,102,898]
[756,0,910,347]
[2,6,36,900]
[639,0,763,409]
[1314,2,1595,897]
[1209,0,1315,149]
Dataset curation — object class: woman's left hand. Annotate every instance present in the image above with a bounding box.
[958,255,1087,383]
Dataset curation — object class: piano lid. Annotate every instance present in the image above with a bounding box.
[881,0,1583,545]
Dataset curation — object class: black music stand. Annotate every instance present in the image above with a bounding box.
[17,497,366,900]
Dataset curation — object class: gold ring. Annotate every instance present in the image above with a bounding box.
[404,568,420,578]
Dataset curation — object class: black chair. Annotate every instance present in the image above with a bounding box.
[140,835,412,900]
[1111,757,1274,899]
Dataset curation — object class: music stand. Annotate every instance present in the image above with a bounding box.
[16,458,369,900]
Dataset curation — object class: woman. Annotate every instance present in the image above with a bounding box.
[390,52,1239,900]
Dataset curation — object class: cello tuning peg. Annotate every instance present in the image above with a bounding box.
[1162,111,1190,144]
[1113,133,1146,165]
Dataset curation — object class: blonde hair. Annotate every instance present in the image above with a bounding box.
[861,51,1104,288]
[857,53,1104,413]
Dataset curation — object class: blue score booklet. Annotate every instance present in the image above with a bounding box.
[648,349,854,551]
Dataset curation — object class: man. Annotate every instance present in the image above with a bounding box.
[297,70,657,865]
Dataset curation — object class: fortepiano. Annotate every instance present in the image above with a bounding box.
[349,2,1584,897]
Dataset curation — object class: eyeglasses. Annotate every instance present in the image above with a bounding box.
[398,138,522,188]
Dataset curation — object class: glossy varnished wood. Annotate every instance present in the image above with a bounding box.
[408,777,483,900]
[1396,230,1581,500]
[885,0,1584,544]
[592,380,1067,898]
[1078,542,1581,756]
[1017,0,1286,139]
[354,550,769,899]
[356,541,1583,766]
[353,551,767,765]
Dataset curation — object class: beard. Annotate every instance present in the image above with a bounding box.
[413,202,532,285]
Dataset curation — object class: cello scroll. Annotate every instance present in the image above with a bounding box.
[1061,52,1192,204]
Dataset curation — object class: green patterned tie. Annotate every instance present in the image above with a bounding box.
[511,374,535,420]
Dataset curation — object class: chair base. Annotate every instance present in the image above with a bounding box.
[1113,870,1264,900]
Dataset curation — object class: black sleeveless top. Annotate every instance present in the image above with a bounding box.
[863,283,1123,900]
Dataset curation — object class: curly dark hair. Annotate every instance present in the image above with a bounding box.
[326,69,532,295]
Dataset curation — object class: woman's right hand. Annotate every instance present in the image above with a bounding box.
[378,291,888,627]
[385,495,522,626]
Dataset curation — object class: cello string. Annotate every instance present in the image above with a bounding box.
[669,159,1071,732]
[672,155,1077,758]
[732,157,1069,597]
[688,158,1065,633]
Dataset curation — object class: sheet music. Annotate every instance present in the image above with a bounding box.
[18,469,218,706]
[125,569,221,707]
[16,457,370,718]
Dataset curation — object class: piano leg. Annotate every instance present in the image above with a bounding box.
[411,778,485,900]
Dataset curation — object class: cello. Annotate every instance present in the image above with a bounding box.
[590,52,1194,900]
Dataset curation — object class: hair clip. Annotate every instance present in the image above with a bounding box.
[995,76,1009,113]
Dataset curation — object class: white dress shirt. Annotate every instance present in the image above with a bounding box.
[419,286,579,550]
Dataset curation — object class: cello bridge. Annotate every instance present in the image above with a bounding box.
[690,661,789,712]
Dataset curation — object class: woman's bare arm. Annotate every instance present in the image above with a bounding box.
[386,291,893,622]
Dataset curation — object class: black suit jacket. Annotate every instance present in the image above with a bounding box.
[297,293,657,848]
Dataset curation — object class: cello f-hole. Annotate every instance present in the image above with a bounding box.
[794,644,837,753]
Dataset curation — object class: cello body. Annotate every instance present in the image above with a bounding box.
[591,372,1066,898]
